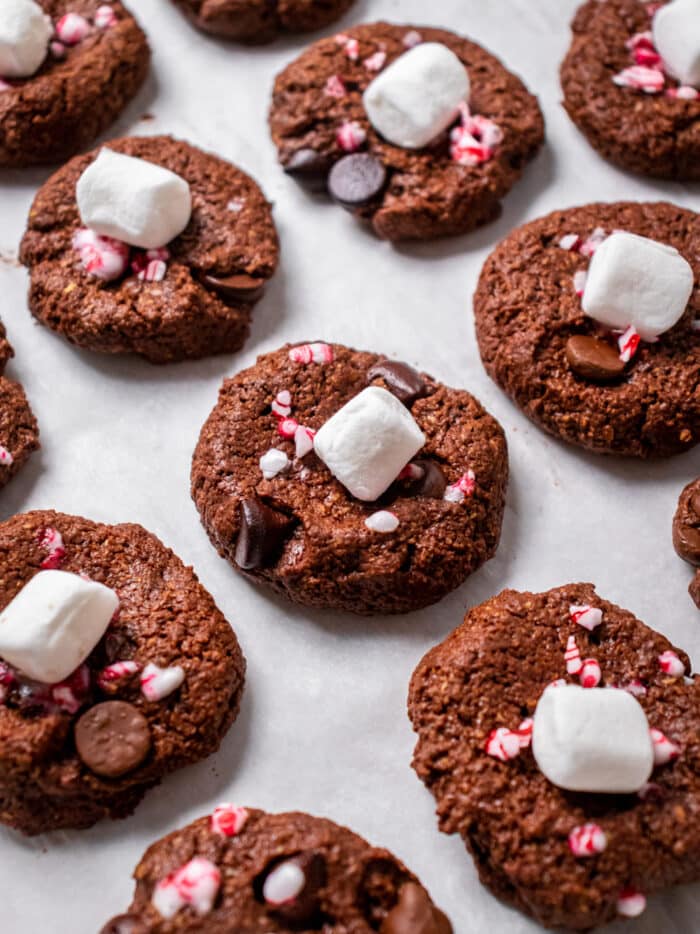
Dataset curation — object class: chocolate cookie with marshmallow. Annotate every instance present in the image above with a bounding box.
[0,509,245,835]
[561,0,700,179]
[101,807,452,933]
[474,201,700,457]
[0,0,149,168]
[191,342,508,615]
[408,582,699,930]
[19,135,279,363]
[269,22,544,241]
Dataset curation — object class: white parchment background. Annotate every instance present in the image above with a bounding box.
[1,0,699,930]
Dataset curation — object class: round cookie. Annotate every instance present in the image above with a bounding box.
[0,510,245,835]
[408,583,700,930]
[0,1,150,168]
[474,201,700,458]
[672,477,700,608]
[19,135,280,364]
[561,0,700,179]
[191,342,508,615]
[100,806,452,932]
[0,320,39,490]
[170,0,356,43]
[269,22,545,241]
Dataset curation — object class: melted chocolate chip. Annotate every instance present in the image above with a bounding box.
[381,883,453,934]
[284,148,330,192]
[405,461,447,499]
[235,498,295,570]
[75,701,151,778]
[367,360,428,406]
[267,852,327,924]
[200,273,266,302]
[565,335,625,382]
[328,153,387,209]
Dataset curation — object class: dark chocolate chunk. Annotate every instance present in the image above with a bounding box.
[284,148,330,192]
[367,359,428,406]
[75,701,151,778]
[406,460,447,499]
[381,883,453,934]
[565,335,625,382]
[328,153,387,209]
[235,498,295,570]
[200,273,267,302]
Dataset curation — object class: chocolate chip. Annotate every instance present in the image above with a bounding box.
[235,498,295,570]
[75,701,151,778]
[367,359,428,406]
[328,153,387,209]
[380,883,453,934]
[284,148,330,192]
[266,852,326,924]
[674,521,700,566]
[200,273,266,302]
[565,335,625,382]
[405,460,447,499]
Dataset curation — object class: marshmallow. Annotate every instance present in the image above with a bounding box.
[582,231,693,341]
[314,386,425,501]
[0,0,52,78]
[363,42,470,149]
[0,570,118,683]
[532,685,654,793]
[653,0,700,88]
[76,149,192,250]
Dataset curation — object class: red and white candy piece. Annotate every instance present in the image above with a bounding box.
[484,719,533,762]
[622,679,647,698]
[573,270,587,297]
[579,658,602,689]
[260,448,290,480]
[50,40,66,59]
[568,823,607,858]
[0,79,11,92]
[618,325,641,363]
[263,860,306,906]
[365,510,399,533]
[97,659,140,691]
[288,342,334,365]
[579,227,607,257]
[364,51,386,73]
[569,604,603,632]
[271,390,292,419]
[444,470,476,504]
[667,85,700,100]
[402,30,422,49]
[94,5,118,30]
[51,663,91,714]
[334,34,359,61]
[55,13,91,46]
[558,233,581,252]
[211,803,249,837]
[565,635,583,675]
[616,888,647,919]
[0,445,13,467]
[140,662,185,701]
[73,228,129,281]
[613,65,665,93]
[337,120,366,153]
[152,858,221,919]
[325,75,346,98]
[277,418,298,440]
[399,462,425,482]
[39,527,65,569]
[294,425,315,459]
[626,31,654,52]
[650,727,680,765]
[658,650,685,677]
[450,105,503,167]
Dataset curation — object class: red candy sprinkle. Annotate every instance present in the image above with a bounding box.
[618,325,640,363]
[568,823,607,857]
[565,635,583,675]
[579,658,602,689]
[211,804,249,837]
[650,728,680,766]
[658,650,685,677]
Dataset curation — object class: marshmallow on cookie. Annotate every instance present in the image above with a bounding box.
[653,0,700,88]
[582,231,694,341]
[314,386,425,501]
[0,570,118,683]
[0,0,52,78]
[363,42,470,148]
[76,148,192,250]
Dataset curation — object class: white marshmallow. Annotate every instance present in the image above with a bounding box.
[653,0,700,88]
[0,0,51,78]
[582,231,694,341]
[76,148,192,250]
[363,42,470,149]
[532,685,654,794]
[314,386,425,501]
[0,570,118,683]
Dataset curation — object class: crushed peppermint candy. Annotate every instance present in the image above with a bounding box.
[613,65,665,93]
[667,85,700,100]
[650,728,680,765]
[402,30,423,49]
[277,418,299,440]
[94,4,118,29]
[50,40,66,59]
[271,390,292,419]
[289,342,334,365]
[365,510,399,533]
[260,448,290,480]
[579,658,602,689]
[568,823,607,858]
[140,662,185,702]
[444,470,476,504]
[565,635,583,675]
[617,888,647,919]
[618,325,640,363]
[573,269,588,297]
[450,104,503,167]
[484,719,533,762]
[337,120,367,153]
[73,228,129,281]
[622,679,647,697]
[399,462,425,482]
[227,199,244,212]
[335,34,359,61]
[658,650,685,677]
[263,860,306,905]
[579,227,607,257]
[294,425,315,459]
[324,74,347,98]
[0,445,13,466]
[152,858,221,919]
[211,804,249,837]
[97,660,140,691]
[55,13,91,45]
[364,51,387,72]
[558,233,581,252]
[39,527,65,569]
[569,604,603,632]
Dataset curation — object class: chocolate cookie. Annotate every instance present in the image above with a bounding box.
[561,0,700,179]
[19,135,279,363]
[100,806,452,932]
[474,201,700,457]
[170,0,355,43]
[673,477,700,608]
[269,23,544,241]
[0,510,245,835]
[0,320,39,490]
[408,583,699,930]
[0,2,149,168]
[191,342,508,615]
